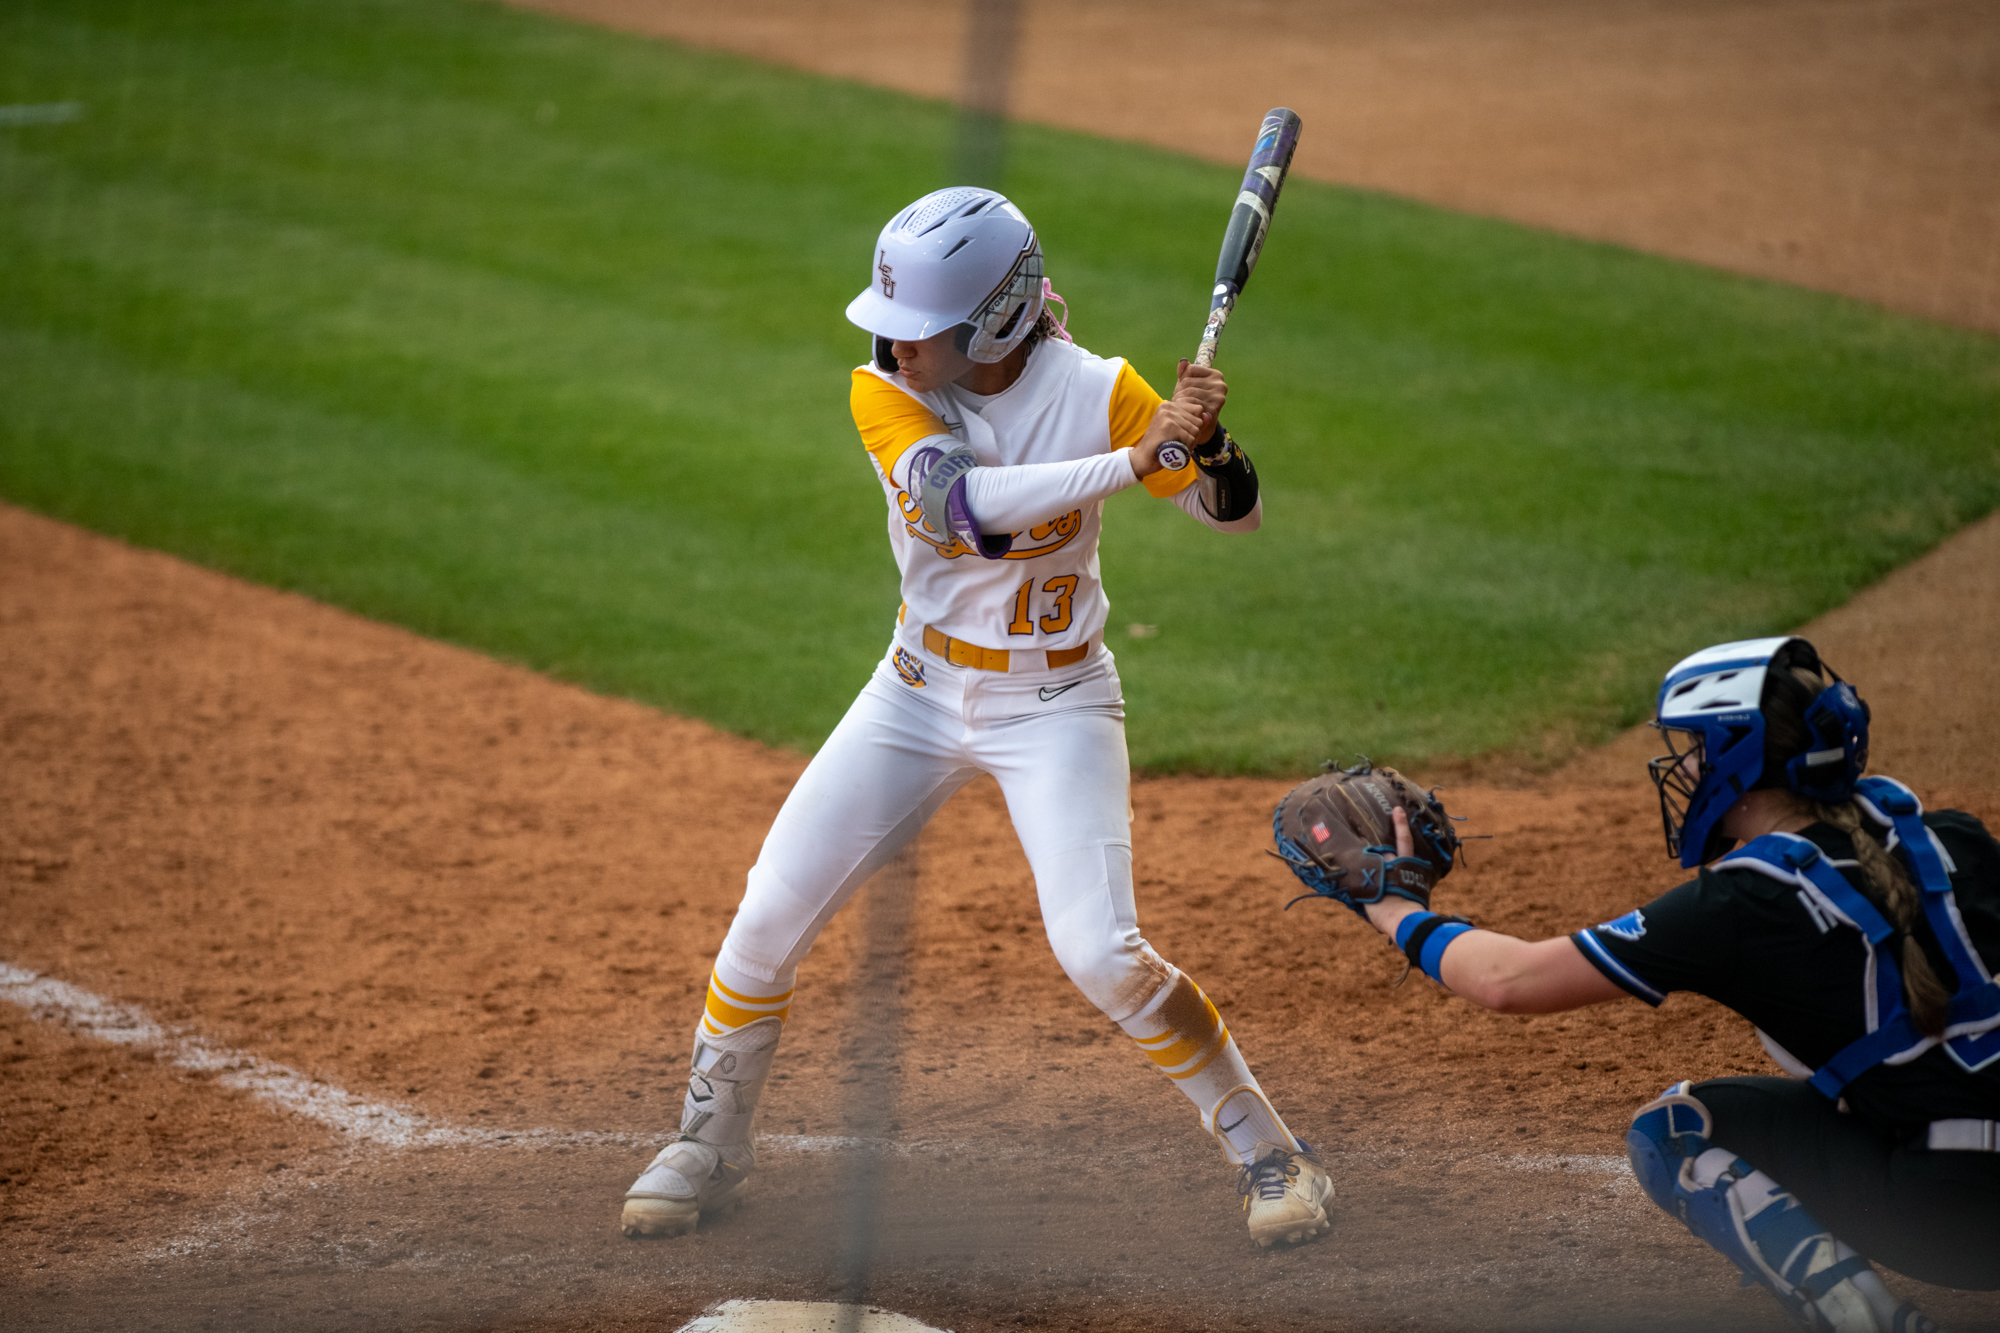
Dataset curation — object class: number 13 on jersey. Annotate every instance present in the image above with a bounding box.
[1008,575,1080,636]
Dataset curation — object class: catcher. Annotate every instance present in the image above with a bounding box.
[1275,637,1998,1332]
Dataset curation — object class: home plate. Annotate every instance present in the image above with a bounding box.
[674,1301,949,1332]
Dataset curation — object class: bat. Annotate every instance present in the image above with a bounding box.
[1157,108,1302,471]
[1198,107,1303,369]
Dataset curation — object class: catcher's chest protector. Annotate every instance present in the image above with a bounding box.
[1716,777,2000,1097]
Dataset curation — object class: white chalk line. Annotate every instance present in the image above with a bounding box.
[1504,1151,1631,1176]
[0,963,625,1149]
[0,962,925,1157]
[1,963,1637,1184]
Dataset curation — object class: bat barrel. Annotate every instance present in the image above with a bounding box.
[1237,108,1302,213]
[1197,107,1301,368]
[1213,108,1302,295]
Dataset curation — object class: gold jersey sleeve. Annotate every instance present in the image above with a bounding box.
[1108,360,1198,498]
[851,367,948,481]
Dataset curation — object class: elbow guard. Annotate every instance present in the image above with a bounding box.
[907,442,1012,559]
[1195,424,1258,523]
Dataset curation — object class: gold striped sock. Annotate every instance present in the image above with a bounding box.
[1128,974,1229,1081]
[700,970,793,1036]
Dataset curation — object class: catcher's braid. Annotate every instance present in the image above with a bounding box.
[1271,762,1460,917]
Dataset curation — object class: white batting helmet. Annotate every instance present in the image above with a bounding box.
[845,187,1045,364]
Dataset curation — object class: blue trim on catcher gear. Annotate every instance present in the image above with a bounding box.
[1655,651,1773,870]
[1719,784,2000,1096]
[1799,1253,1873,1302]
[1651,637,1871,869]
[1625,1126,1681,1217]
[1419,922,1471,980]
[1627,1084,1856,1326]
[1394,911,1474,983]
[1573,927,1667,1006]
[1724,831,1919,1098]
[1668,708,1764,870]
[1752,1192,1843,1288]
[1785,679,1870,803]
[1271,821,1367,919]
[1858,778,2000,1073]
[1659,1153,1787,1307]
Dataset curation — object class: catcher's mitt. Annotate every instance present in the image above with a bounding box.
[1272,761,1461,917]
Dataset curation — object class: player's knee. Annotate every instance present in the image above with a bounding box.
[1031,841,1165,1020]
[716,862,821,979]
[1048,930,1168,1023]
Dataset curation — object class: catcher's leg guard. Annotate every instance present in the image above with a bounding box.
[622,1013,782,1239]
[1626,1080,1716,1214]
[1626,1082,1912,1332]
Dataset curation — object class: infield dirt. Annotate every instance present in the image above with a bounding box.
[4,502,1996,1332]
[6,3,2000,1329]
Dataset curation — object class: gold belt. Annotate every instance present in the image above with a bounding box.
[921,623,1089,673]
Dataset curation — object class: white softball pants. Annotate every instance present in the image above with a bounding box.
[716,636,1168,1023]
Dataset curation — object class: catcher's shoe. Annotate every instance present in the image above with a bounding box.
[1239,1145,1332,1248]
[619,1135,750,1238]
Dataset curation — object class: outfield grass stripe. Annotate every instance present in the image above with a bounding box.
[2,0,1994,771]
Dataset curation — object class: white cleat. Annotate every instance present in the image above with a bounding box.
[620,1135,749,1239]
[1239,1145,1333,1248]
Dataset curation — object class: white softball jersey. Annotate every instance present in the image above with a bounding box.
[852,336,1256,658]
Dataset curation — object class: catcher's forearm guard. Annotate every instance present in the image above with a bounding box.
[1271,761,1462,918]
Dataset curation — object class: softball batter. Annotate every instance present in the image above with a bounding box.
[1309,637,1998,1329]
[621,187,1330,1246]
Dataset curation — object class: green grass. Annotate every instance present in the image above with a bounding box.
[2,0,1995,772]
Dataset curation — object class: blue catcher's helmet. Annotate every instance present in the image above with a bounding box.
[1649,637,1869,868]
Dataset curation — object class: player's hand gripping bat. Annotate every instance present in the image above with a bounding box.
[1158,108,1302,470]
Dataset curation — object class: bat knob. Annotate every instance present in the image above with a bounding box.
[1157,442,1192,472]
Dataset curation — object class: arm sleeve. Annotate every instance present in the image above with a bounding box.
[961,452,1140,532]
[1569,875,1731,1007]
[1107,361,1201,499]
[851,367,950,487]
[1170,480,1263,533]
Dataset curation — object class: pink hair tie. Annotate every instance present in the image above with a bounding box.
[1041,278,1073,343]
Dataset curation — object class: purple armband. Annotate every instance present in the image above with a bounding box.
[907,443,1011,559]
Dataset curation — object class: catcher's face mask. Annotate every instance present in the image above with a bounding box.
[1648,636,1792,868]
[1648,725,1708,864]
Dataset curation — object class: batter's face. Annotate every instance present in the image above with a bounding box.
[889,329,975,394]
